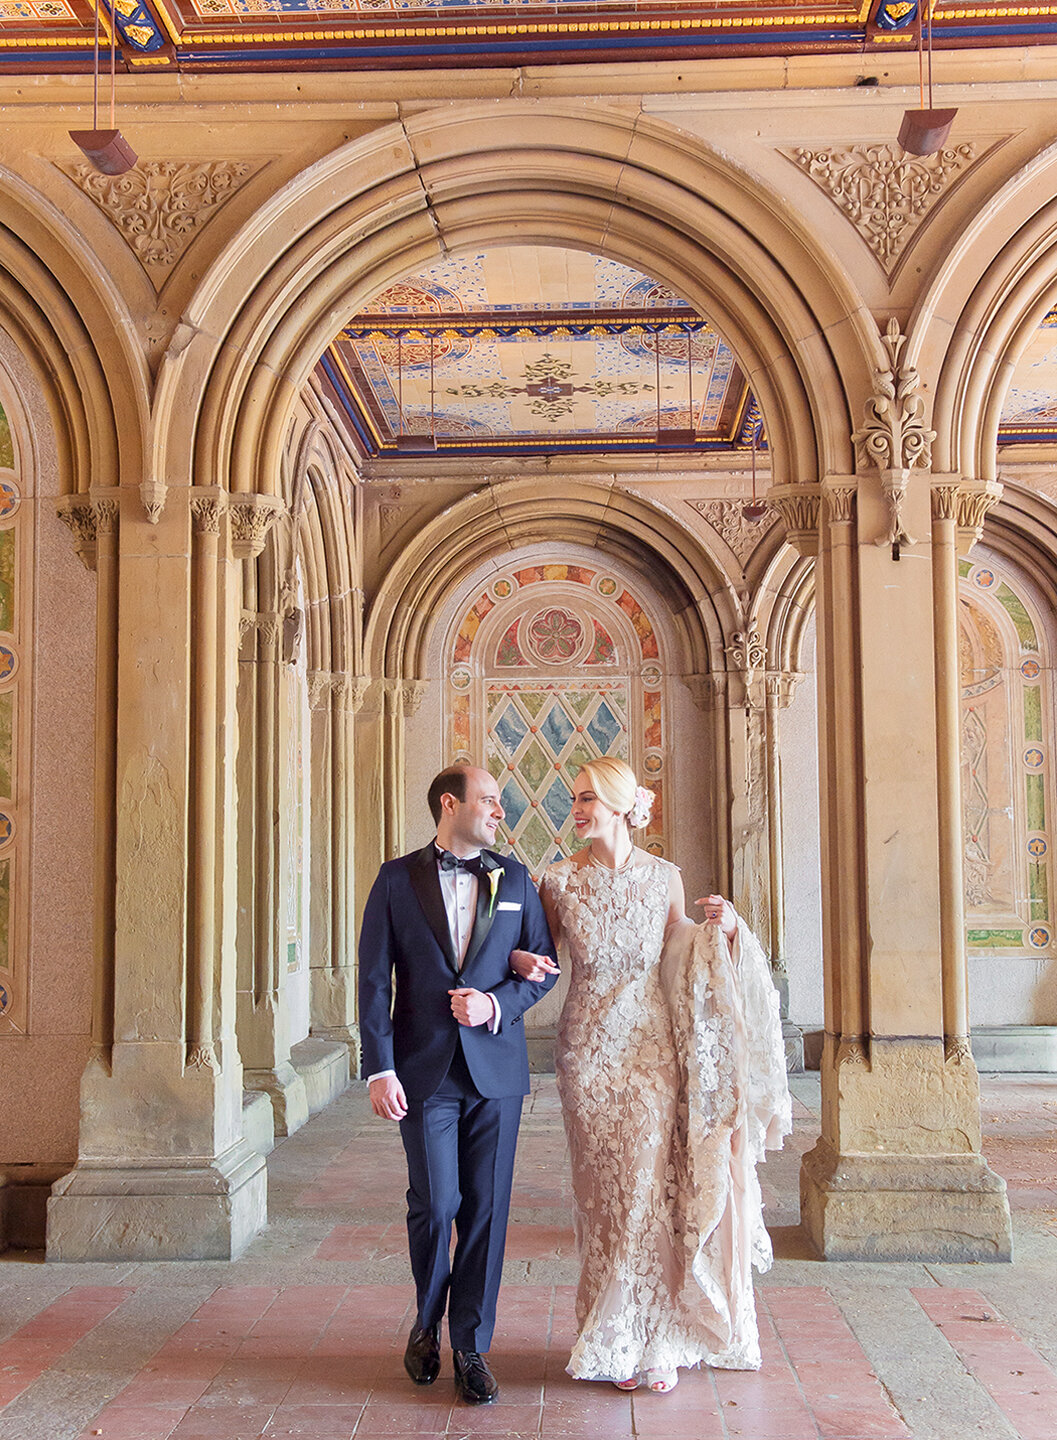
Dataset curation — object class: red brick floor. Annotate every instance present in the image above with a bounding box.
[2,1073,1056,1440]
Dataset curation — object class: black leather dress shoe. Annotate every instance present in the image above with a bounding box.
[403,1323,441,1385]
[452,1349,499,1405]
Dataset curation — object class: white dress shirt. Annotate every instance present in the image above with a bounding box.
[367,845,501,1085]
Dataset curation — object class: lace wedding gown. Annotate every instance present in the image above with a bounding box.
[541,850,791,1381]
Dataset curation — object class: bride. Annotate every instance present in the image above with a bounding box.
[512,757,791,1394]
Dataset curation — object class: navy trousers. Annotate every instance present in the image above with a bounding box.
[399,1045,523,1353]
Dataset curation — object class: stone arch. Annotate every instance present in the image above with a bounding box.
[150,103,882,509]
[363,478,740,687]
[914,143,1057,478]
[0,168,151,497]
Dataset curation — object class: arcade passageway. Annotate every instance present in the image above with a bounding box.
[1,1073,1054,1440]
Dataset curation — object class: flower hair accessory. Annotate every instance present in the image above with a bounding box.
[627,785,655,829]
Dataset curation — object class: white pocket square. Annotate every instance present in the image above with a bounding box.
[496,901,522,911]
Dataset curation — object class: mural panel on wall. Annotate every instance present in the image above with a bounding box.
[0,398,25,1034]
[448,563,666,877]
[959,557,1053,956]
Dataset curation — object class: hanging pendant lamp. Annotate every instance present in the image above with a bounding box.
[69,0,137,175]
[898,0,956,157]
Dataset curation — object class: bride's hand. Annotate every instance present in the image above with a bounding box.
[695,894,738,941]
[509,948,561,982]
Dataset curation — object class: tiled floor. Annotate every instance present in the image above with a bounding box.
[2,1073,1056,1440]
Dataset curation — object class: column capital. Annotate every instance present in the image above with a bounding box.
[821,475,858,525]
[229,493,286,560]
[56,495,98,571]
[189,490,224,535]
[955,478,1003,555]
[769,483,822,557]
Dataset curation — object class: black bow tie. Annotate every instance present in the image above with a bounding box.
[438,849,484,876]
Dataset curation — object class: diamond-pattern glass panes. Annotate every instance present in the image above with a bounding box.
[487,682,629,877]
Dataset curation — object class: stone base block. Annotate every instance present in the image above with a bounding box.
[783,1020,805,1073]
[244,1060,310,1138]
[971,1025,1057,1072]
[800,1140,1013,1262]
[243,1090,276,1156]
[527,1027,557,1074]
[45,1141,267,1262]
[0,1165,71,1250]
[292,1038,349,1115]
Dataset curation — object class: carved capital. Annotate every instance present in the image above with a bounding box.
[56,496,98,571]
[931,481,961,523]
[769,484,822,557]
[190,493,223,535]
[955,479,1003,555]
[230,495,286,560]
[93,497,120,536]
[308,670,332,710]
[681,672,724,712]
[402,679,429,717]
[822,481,857,525]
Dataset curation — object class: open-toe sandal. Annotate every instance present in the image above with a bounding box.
[647,1369,678,1393]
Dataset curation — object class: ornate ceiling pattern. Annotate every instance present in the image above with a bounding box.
[319,249,756,458]
[2,0,1055,73]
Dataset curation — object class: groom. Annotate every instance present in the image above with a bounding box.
[358,764,558,1405]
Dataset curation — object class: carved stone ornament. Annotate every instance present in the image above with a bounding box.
[784,142,978,271]
[726,623,768,685]
[230,496,286,560]
[768,484,822,557]
[687,499,777,564]
[681,673,723,713]
[823,483,857,525]
[955,479,1003,553]
[56,496,97,571]
[190,494,223,534]
[401,679,429,717]
[853,318,936,548]
[63,161,260,280]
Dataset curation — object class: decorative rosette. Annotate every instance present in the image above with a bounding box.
[627,785,655,829]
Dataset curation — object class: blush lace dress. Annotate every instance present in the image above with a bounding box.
[541,850,791,1381]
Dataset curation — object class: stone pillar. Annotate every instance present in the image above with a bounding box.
[235,602,308,1138]
[308,673,361,1066]
[772,327,1012,1261]
[47,488,270,1261]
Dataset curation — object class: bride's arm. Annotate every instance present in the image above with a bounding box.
[509,878,562,982]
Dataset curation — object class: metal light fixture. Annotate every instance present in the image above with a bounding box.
[69,1,137,176]
[742,418,769,523]
[899,1,956,157]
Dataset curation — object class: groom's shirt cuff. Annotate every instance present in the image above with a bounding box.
[367,1069,395,1083]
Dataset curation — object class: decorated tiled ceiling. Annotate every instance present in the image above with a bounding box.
[317,248,760,458]
[998,308,1057,445]
[3,0,1056,73]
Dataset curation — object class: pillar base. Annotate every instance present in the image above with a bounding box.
[45,1140,266,1261]
[800,1138,1012,1262]
[244,1060,309,1138]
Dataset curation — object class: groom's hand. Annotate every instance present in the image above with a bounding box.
[449,987,494,1027]
[369,1074,408,1121]
[510,949,561,983]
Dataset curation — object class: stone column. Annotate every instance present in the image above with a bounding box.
[48,488,268,1261]
[308,674,362,1066]
[235,603,308,1138]
[773,325,1012,1261]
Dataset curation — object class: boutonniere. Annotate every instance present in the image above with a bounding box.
[485,865,505,917]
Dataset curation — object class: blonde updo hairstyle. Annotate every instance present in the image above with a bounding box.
[577,757,652,831]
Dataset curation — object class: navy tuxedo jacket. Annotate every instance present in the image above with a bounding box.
[358,843,559,1100]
